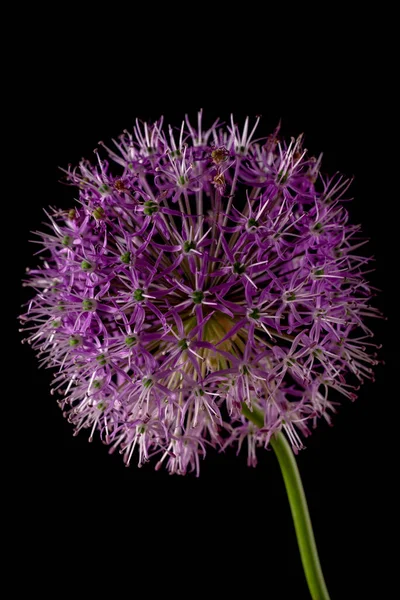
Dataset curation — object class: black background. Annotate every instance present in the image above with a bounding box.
[9,16,397,600]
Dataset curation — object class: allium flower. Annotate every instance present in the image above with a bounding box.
[21,111,380,476]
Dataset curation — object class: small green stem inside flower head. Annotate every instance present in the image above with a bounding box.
[178,339,189,350]
[248,308,260,320]
[133,289,145,302]
[82,299,97,312]
[183,240,196,253]
[99,184,111,195]
[96,353,107,366]
[242,404,331,600]
[142,377,153,389]
[248,217,258,229]
[125,335,137,347]
[62,235,72,247]
[233,261,246,274]
[143,200,158,216]
[81,260,93,271]
[178,175,187,186]
[120,251,131,264]
[92,206,105,220]
[191,290,204,304]
[69,335,81,347]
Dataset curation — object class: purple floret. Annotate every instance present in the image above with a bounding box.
[20,112,380,475]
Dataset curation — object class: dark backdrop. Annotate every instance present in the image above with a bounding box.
[10,23,396,600]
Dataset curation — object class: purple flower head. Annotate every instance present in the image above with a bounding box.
[21,112,380,475]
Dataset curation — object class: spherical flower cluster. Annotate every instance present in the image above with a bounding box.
[21,112,379,475]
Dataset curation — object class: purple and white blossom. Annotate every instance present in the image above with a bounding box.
[21,112,380,475]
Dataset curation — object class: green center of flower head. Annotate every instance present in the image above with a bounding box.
[96,353,107,366]
[178,175,187,186]
[191,290,204,304]
[99,184,111,195]
[82,299,97,311]
[120,251,131,264]
[125,335,137,347]
[249,308,260,320]
[183,240,196,253]
[92,206,105,220]
[143,200,158,216]
[69,335,81,347]
[62,235,72,247]
[182,311,247,371]
[133,289,145,302]
[248,218,258,229]
[142,377,153,389]
[81,260,92,271]
[277,170,289,184]
[233,261,246,274]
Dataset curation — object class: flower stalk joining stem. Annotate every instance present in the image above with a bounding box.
[242,403,331,600]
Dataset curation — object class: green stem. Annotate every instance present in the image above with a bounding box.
[242,404,331,600]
